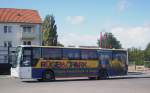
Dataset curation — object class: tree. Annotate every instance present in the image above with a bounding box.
[42,15,58,46]
[97,32,122,49]
[57,42,64,47]
[128,47,144,65]
[144,43,150,61]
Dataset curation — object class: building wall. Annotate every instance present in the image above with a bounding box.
[0,23,42,47]
[30,24,42,45]
[0,23,21,47]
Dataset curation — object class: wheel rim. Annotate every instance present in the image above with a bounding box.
[45,72,51,79]
[99,69,108,79]
[44,71,54,81]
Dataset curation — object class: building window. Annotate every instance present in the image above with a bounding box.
[4,26,12,33]
[23,27,32,33]
[8,41,12,47]
[3,41,12,47]
[4,56,8,63]
[4,41,7,47]
[27,41,31,45]
[23,41,26,45]
[8,26,12,32]
[23,41,31,45]
[4,26,7,33]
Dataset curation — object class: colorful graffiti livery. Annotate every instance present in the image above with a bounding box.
[11,45,128,81]
[41,61,87,68]
[35,59,99,69]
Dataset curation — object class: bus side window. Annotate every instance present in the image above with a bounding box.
[42,48,62,60]
[81,49,98,60]
[32,47,41,66]
[113,52,127,64]
[33,48,41,59]
[63,49,80,60]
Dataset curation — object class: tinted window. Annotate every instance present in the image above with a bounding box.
[81,49,98,60]
[32,47,41,66]
[21,48,31,67]
[42,48,62,59]
[101,54,110,61]
[24,50,31,55]
[33,47,41,59]
[113,52,127,64]
[63,49,80,59]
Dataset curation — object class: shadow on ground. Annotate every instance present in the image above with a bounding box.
[23,72,150,83]
[128,72,144,75]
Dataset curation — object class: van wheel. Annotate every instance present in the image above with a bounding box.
[42,70,55,82]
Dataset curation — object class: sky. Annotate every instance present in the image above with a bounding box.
[0,0,150,49]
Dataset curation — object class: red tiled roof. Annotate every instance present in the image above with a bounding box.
[0,8,42,24]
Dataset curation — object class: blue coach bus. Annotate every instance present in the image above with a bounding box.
[11,45,128,81]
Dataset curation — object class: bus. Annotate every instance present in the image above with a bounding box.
[11,45,128,81]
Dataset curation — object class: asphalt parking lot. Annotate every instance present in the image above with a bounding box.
[0,72,150,93]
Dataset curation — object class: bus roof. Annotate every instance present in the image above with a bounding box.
[18,45,127,51]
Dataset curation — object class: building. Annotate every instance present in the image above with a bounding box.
[0,8,42,74]
[0,8,42,47]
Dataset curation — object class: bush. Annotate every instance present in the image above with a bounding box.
[128,61,144,66]
[136,61,144,65]
[145,62,150,68]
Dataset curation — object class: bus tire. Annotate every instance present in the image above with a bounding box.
[37,79,43,82]
[98,69,109,80]
[42,70,55,82]
[88,77,96,80]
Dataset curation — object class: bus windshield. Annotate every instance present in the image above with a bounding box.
[12,46,22,68]
[21,47,32,67]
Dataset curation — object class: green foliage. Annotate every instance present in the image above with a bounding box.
[129,61,144,66]
[144,43,150,61]
[145,62,150,68]
[128,43,150,67]
[97,32,122,49]
[57,42,64,47]
[42,15,58,46]
[128,47,144,66]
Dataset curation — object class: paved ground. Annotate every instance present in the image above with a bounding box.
[0,72,150,93]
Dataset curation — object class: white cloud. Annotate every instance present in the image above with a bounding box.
[110,26,150,49]
[117,0,129,12]
[66,16,85,25]
[58,23,150,49]
[59,32,98,47]
[58,26,150,49]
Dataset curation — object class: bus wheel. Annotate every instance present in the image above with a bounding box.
[98,69,109,80]
[42,70,55,82]
[88,77,96,80]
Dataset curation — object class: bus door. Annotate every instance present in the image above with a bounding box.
[98,50,113,76]
[20,47,32,78]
